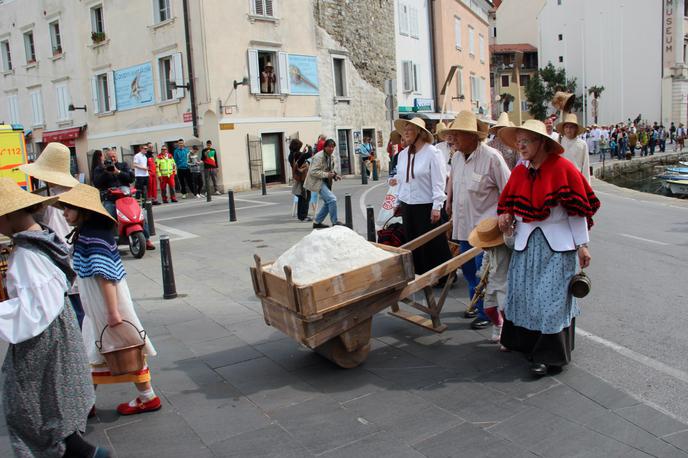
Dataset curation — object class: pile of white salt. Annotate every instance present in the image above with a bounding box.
[269,226,393,284]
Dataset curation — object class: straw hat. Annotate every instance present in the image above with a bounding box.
[488,112,514,135]
[498,119,565,155]
[19,142,79,188]
[468,217,504,249]
[394,117,434,143]
[557,113,585,136]
[56,183,116,222]
[0,177,59,218]
[441,111,488,140]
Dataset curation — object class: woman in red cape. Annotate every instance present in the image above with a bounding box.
[496,119,600,377]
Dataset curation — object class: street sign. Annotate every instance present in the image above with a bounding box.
[183,112,193,123]
[384,79,397,96]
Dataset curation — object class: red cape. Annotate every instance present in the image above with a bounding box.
[497,154,600,228]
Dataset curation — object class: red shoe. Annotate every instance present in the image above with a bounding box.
[116,397,162,416]
[145,240,156,250]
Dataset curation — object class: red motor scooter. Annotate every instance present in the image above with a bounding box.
[106,186,146,259]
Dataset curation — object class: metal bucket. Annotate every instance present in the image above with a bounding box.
[95,320,147,376]
[569,271,591,298]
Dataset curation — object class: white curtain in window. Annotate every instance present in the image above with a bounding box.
[402,60,413,92]
[30,91,44,126]
[468,28,475,54]
[398,3,409,36]
[409,7,419,38]
[454,17,461,48]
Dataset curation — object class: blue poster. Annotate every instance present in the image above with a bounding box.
[114,62,154,111]
[287,54,319,95]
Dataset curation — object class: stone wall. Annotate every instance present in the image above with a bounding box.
[594,153,688,180]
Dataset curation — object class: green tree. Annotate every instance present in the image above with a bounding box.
[524,63,582,121]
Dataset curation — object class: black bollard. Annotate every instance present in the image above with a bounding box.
[361,160,368,185]
[204,168,211,202]
[144,201,156,236]
[345,194,353,229]
[372,160,379,181]
[228,190,237,222]
[160,235,177,299]
[366,205,376,242]
[261,173,267,196]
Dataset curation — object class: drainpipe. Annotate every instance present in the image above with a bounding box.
[428,0,439,114]
[182,0,199,138]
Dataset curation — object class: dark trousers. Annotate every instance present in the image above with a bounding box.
[297,190,311,220]
[177,168,192,194]
[134,176,148,199]
[400,202,451,275]
[191,172,203,195]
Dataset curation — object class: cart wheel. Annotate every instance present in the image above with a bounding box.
[314,337,371,369]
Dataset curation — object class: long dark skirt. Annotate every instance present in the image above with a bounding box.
[501,318,576,367]
[400,201,451,275]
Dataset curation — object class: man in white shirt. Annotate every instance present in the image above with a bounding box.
[133,144,150,199]
[545,117,560,142]
[444,111,511,329]
[590,125,602,154]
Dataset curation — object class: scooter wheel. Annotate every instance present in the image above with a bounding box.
[129,232,146,259]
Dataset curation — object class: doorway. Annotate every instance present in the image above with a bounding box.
[261,132,285,183]
[337,129,352,175]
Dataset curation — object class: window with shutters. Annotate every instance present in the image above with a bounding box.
[468,27,475,56]
[520,74,530,86]
[24,31,36,64]
[157,52,185,101]
[251,0,275,18]
[398,2,409,36]
[91,72,116,113]
[1,40,11,72]
[469,74,477,102]
[30,89,44,126]
[96,73,110,112]
[8,94,20,124]
[408,7,419,39]
[501,75,509,87]
[478,34,485,62]
[55,83,71,121]
[154,0,171,23]
[412,64,419,92]
[332,56,347,97]
[91,5,105,34]
[401,60,417,93]
[455,68,463,98]
[247,49,289,96]
[50,21,62,56]
[454,17,461,49]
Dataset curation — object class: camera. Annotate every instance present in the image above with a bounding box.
[104,159,115,172]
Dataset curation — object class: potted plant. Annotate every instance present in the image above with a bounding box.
[91,32,106,43]
[52,45,62,56]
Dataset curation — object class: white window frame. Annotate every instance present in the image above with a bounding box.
[1,40,12,72]
[24,31,36,64]
[469,74,477,102]
[408,6,419,39]
[455,68,463,98]
[479,77,486,106]
[247,48,288,95]
[90,4,105,34]
[398,2,409,36]
[332,55,348,98]
[30,89,44,127]
[90,71,116,114]
[412,63,419,92]
[8,94,20,124]
[454,16,462,49]
[55,82,71,121]
[478,34,485,63]
[401,60,414,93]
[468,27,475,56]
[153,0,172,23]
[250,0,276,18]
[156,51,185,101]
[49,20,62,55]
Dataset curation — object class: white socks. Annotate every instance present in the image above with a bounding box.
[129,388,156,406]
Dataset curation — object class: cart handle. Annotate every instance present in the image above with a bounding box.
[400,221,452,252]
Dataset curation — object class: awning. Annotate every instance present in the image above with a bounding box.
[400,112,456,121]
[41,126,84,147]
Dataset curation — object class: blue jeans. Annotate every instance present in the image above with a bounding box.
[103,199,150,240]
[315,184,338,225]
[459,240,488,321]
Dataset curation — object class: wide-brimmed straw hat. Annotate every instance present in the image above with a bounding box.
[441,111,488,140]
[468,217,504,249]
[56,183,115,222]
[19,142,79,188]
[394,117,434,143]
[498,119,565,155]
[488,112,514,135]
[556,113,586,136]
[0,177,58,218]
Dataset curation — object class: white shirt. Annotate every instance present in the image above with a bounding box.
[434,141,452,176]
[590,128,602,141]
[0,247,69,344]
[133,152,149,177]
[548,131,561,143]
[514,205,589,252]
[395,143,447,210]
[561,137,591,183]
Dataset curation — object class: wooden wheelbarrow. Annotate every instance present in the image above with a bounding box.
[250,222,481,368]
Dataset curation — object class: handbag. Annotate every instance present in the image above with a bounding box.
[376,215,405,247]
[569,270,591,298]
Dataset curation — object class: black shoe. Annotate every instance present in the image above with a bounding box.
[313,222,329,229]
[470,318,490,329]
[464,309,478,319]
[299,217,313,222]
[152,201,161,206]
[530,363,547,377]
[547,365,563,375]
[333,221,346,226]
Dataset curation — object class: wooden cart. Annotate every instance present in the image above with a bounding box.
[250,222,482,368]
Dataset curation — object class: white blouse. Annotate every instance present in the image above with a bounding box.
[514,205,589,252]
[394,143,447,210]
[0,247,69,344]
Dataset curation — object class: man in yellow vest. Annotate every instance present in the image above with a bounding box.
[156,146,177,203]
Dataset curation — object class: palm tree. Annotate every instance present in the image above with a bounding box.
[500,93,515,113]
[588,85,605,124]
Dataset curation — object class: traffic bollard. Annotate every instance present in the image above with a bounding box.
[366,205,376,242]
[261,173,267,196]
[345,194,353,229]
[160,235,178,299]
[204,168,212,202]
[144,201,156,236]
[228,190,237,222]
[361,161,368,185]
[372,160,379,181]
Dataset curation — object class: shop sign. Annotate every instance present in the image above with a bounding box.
[413,98,434,112]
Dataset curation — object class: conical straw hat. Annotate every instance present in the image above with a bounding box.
[497,119,565,155]
[0,177,58,218]
[19,142,79,187]
[56,183,115,222]
[488,112,514,135]
[556,113,586,136]
[393,117,434,143]
[441,111,488,140]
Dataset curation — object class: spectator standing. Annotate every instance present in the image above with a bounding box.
[146,147,159,205]
[659,125,667,152]
[173,139,192,198]
[187,145,203,198]
[156,146,177,203]
[289,139,311,222]
[358,136,373,177]
[132,145,149,200]
[670,121,676,144]
[90,150,104,185]
[201,140,221,195]
[304,139,343,228]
